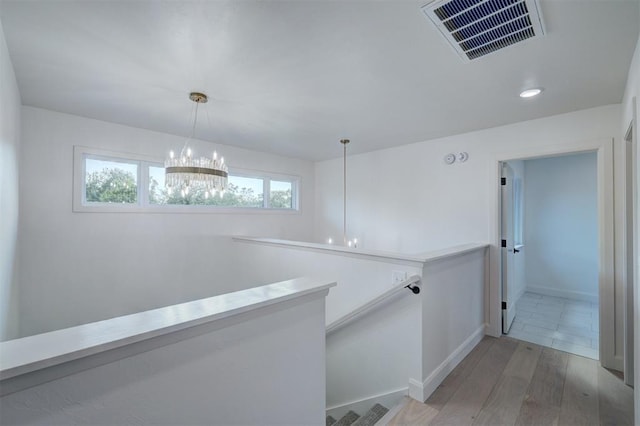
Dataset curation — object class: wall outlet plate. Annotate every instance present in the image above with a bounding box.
[392,270,408,285]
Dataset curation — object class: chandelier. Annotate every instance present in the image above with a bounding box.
[165,92,228,198]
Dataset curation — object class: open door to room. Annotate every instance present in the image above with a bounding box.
[501,153,600,361]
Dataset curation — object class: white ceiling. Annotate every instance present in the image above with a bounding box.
[1,0,638,161]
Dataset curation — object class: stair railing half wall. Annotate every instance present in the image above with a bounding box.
[326,275,421,335]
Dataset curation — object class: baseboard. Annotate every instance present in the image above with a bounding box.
[514,285,526,305]
[326,387,407,421]
[526,285,598,303]
[408,324,485,402]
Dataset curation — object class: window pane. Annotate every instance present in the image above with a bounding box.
[85,157,138,204]
[218,176,264,207]
[149,165,167,205]
[270,180,293,209]
[149,168,264,207]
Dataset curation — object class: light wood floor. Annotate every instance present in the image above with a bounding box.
[387,336,634,425]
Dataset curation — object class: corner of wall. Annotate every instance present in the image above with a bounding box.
[0,17,22,341]
[620,17,640,425]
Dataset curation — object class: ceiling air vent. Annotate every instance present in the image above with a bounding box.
[421,0,545,61]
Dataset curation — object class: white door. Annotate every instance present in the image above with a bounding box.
[501,163,516,333]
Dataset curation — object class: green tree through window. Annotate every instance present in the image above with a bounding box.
[86,168,137,203]
[150,179,263,207]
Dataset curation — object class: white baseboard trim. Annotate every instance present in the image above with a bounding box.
[526,285,598,303]
[326,387,407,421]
[408,325,485,402]
[513,285,526,305]
[484,321,500,338]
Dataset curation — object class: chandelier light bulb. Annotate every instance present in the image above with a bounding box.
[169,150,174,159]
[213,151,217,160]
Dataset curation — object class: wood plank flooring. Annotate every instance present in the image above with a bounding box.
[387,336,634,426]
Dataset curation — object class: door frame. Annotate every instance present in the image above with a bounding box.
[624,97,637,386]
[487,138,616,369]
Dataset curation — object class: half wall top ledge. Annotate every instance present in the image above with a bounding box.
[233,237,489,267]
[0,277,336,384]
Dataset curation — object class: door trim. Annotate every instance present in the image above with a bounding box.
[487,138,616,369]
[624,97,637,385]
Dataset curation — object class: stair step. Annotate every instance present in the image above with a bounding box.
[351,403,389,426]
[333,410,360,426]
[326,415,337,426]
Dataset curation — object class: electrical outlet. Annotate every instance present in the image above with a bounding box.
[392,271,408,285]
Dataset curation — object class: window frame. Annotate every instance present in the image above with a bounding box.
[73,146,301,214]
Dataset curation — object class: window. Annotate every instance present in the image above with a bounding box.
[84,157,138,204]
[148,167,268,208]
[74,146,299,212]
[270,180,293,209]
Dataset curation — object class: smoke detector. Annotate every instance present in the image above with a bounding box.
[421,0,545,62]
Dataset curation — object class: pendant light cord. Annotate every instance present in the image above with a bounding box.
[343,140,347,246]
[180,101,200,158]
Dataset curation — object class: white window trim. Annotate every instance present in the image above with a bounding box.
[73,146,301,214]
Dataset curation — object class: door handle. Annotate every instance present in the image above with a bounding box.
[514,248,520,253]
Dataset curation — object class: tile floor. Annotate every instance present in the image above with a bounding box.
[506,291,599,360]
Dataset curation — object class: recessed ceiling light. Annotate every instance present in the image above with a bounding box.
[520,88,543,98]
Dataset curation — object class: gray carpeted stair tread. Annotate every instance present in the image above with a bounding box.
[326,415,337,426]
[351,403,389,426]
[333,410,360,426]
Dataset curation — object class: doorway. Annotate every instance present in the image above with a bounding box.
[501,153,599,360]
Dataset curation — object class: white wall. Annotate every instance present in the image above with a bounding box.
[231,240,487,412]
[620,20,640,425]
[230,240,423,410]
[0,294,329,425]
[314,104,624,356]
[523,153,598,301]
[0,20,21,341]
[418,249,486,401]
[314,105,621,254]
[17,107,315,338]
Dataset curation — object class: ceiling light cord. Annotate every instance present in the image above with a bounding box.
[179,101,200,159]
[341,139,350,246]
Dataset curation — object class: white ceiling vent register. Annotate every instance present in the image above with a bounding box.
[421,0,545,61]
